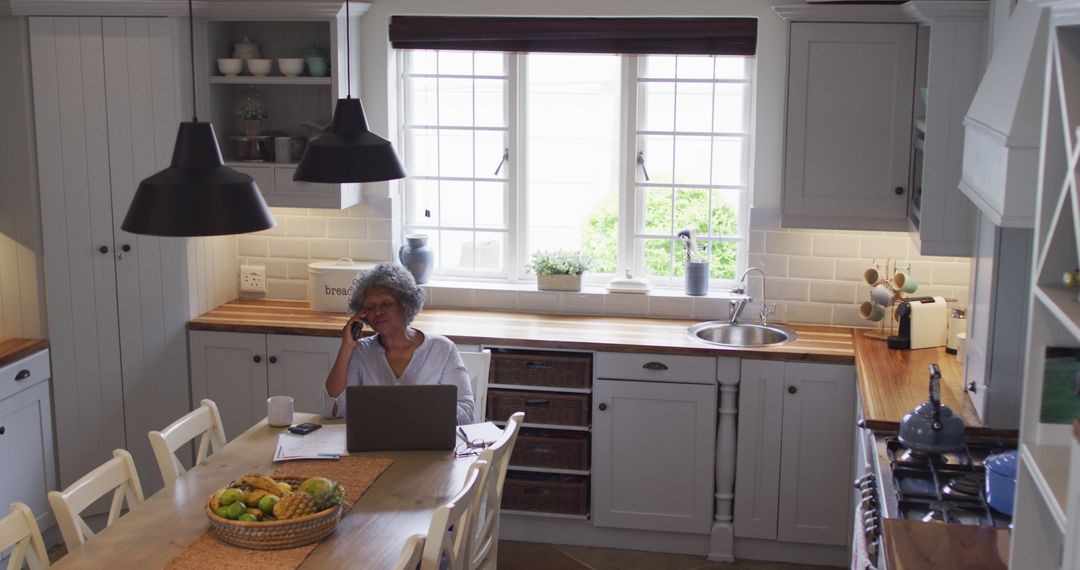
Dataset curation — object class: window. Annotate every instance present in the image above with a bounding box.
[399,50,753,288]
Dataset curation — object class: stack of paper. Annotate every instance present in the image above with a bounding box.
[274,424,348,461]
[457,422,504,447]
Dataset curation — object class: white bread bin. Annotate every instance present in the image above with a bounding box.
[308,259,376,312]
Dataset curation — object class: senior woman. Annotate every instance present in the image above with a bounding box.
[321,263,475,424]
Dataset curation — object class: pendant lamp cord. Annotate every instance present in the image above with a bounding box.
[345,0,351,99]
[188,0,198,121]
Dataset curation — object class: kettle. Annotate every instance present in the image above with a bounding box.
[898,364,965,454]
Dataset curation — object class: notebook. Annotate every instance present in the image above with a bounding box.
[346,384,458,451]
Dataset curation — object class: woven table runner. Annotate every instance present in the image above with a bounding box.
[166,456,394,570]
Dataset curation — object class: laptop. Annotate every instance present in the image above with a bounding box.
[346,385,458,451]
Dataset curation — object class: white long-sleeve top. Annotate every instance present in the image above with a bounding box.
[320,331,475,425]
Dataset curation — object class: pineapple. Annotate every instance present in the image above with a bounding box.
[272,491,320,519]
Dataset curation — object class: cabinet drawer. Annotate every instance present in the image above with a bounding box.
[491,350,592,389]
[0,349,49,402]
[488,389,589,427]
[511,428,590,471]
[503,472,589,515]
[594,352,715,384]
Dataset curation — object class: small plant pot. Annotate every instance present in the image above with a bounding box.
[243,119,262,136]
[537,274,582,292]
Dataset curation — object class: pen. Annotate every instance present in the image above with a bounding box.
[317,453,340,458]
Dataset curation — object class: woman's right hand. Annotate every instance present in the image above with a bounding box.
[340,311,367,350]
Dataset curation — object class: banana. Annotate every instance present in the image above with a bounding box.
[246,507,263,519]
[209,487,227,512]
[244,489,270,505]
[239,473,285,497]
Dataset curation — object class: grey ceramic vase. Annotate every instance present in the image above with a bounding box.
[398,234,433,284]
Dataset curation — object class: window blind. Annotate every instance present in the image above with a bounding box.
[388,16,757,56]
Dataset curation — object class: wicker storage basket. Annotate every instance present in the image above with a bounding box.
[510,428,590,471]
[204,478,346,550]
[487,389,589,426]
[502,472,589,515]
[491,351,592,389]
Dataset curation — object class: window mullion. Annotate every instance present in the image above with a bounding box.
[509,53,526,282]
[623,55,642,279]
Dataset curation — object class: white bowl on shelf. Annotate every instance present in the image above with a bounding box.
[278,58,304,77]
[246,58,272,77]
[217,58,242,76]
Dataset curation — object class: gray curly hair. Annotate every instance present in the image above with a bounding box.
[347,263,426,325]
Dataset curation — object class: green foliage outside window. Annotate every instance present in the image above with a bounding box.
[581,188,739,280]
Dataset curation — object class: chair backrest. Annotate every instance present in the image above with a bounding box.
[0,502,49,570]
[458,350,491,422]
[470,411,524,569]
[420,459,489,570]
[148,399,227,486]
[48,449,145,551]
[391,534,425,570]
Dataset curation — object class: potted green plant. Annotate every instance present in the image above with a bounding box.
[529,249,590,292]
[236,105,269,136]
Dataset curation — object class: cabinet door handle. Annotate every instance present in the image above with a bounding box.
[15,369,30,381]
[788,386,797,394]
[121,244,131,252]
[253,355,262,363]
[0,426,5,435]
[894,186,904,196]
[966,381,977,393]
[526,361,553,369]
[598,403,608,411]
[99,245,109,254]
[269,356,277,364]
[642,361,668,371]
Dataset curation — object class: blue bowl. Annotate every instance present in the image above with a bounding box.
[985,450,1017,516]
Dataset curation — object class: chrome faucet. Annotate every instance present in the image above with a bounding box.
[729,266,774,325]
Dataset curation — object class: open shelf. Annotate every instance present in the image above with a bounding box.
[1035,287,1080,343]
[1021,442,1070,533]
[502,509,591,521]
[508,465,590,477]
[487,383,591,394]
[494,420,590,433]
[209,75,332,85]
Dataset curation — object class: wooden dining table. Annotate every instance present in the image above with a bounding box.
[51,413,475,569]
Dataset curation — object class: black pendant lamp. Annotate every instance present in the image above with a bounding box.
[293,1,406,183]
[121,0,274,237]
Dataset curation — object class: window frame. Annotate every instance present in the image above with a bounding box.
[397,50,754,289]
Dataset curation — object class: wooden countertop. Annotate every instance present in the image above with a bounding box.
[188,299,856,362]
[882,519,1009,570]
[0,337,47,368]
[852,332,1013,436]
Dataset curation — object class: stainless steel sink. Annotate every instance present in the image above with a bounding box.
[687,321,798,347]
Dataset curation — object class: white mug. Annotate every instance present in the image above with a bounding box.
[267,396,294,427]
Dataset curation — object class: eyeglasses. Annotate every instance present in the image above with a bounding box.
[454,437,491,459]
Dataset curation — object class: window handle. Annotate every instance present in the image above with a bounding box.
[637,151,650,181]
[494,148,509,176]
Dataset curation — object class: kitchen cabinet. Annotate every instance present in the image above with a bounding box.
[0,349,55,536]
[780,21,915,232]
[592,353,717,534]
[189,330,339,439]
[734,359,856,546]
[29,16,192,495]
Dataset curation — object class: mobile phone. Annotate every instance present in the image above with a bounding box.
[288,422,322,435]
[350,320,362,341]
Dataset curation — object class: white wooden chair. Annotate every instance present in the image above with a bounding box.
[391,534,425,570]
[0,502,49,570]
[419,459,490,570]
[47,449,145,551]
[148,399,227,486]
[470,411,524,570]
[459,350,491,422]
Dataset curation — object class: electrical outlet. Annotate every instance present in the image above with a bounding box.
[240,265,267,294]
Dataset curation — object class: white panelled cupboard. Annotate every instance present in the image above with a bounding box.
[0,350,55,536]
[30,16,191,494]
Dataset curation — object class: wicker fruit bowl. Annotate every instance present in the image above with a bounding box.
[205,477,347,550]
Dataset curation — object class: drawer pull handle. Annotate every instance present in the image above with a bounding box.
[525,399,550,407]
[643,361,668,371]
[788,386,797,394]
[0,426,5,435]
[531,445,555,454]
[598,403,608,411]
[526,361,553,369]
[15,369,31,381]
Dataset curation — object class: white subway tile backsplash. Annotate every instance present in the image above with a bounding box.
[832,304,868,327]
[786,302,832,325]
[255,222,286,237]
[859,235,910,259]
[474,290,519,311]
[809,281,857,304]
[350,240,393,261]
[287,260,311,280]
[327,218,368,239]
[693,297,731,320]
[368,220,393,240]
[932,262,971,286]
[434,287,476,309]
[286,216,327,238]
[788,257,835,280]
[766,232,813,256]
[268,237,309,259]
[349,198,392,219]
[648,296,695,319]
[835,259,873,282]
[267,278,308,300]
[749,254,789,277]
[560,292,601,315]
[237,236,268,257]
[517,291,559,313]
[309,239,350,261]
[749,231,765,254]
[243,257,287,279]
[812,234,859,258]
[765,278,809,302]
[605,293,650,316]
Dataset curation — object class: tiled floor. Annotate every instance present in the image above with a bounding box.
[496,541,838,570]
